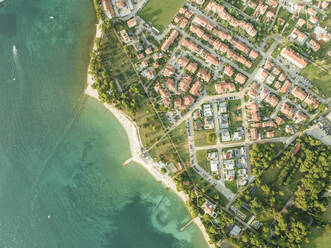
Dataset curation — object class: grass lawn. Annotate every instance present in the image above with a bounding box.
[169,122,190,166]
[262,166,281,184]
[207,81,217,95]
[196,150,210,174]
[228,99,242,128]
[304,226,331,248]
[304,198,331,247]
[278,7,292,22]
[100,29,138,89]
[194,130,217,147]
[301,57,331,98]
[324,198,331,221]
[264,38,275,52]
[228,99,241,112]
[225,181,238,193]
[139,0,185,32]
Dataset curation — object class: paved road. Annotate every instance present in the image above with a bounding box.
[186,118,236,201]
[195,136,290,151]
[185,2,257,49]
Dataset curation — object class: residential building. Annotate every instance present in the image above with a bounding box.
[291,86,307,101]
[290,28,308,44]
[161,30,179,52]
[303,94,320,109]
[163,65,176,77]
[224,65,235,77]
[120,30,131,43]
[215,81,236,94]
[229,225,242,237]
[280,103,295,119]
[309,39,320,51]
[249,49,259,59]
[219,102,227,113]
[190,81,202,96]
[198,68,212,82]
[202,200,216,216]
[221,129,231,142]
[203,104,213,116]
[165,78,176,93]
[224,159,235,169]
[278,80,291,94]
[102,0,114,19]
[193,15,208,27]
[178,56,189,68]
[264,93,279,107]
[206,54,220,65]
[259,88,269,100]
[210,161,219,173]
[205,1,257,36]
[179,76,192,92]
[219,114,229,129]
[204,117,215,129]
[183,95,195,106]
[186,62,198,74]
[235,73,247,85]
[232,40,250,54]
[280,47,307,69]
[127,18,137,28]
[250,128,258,140]
[294,111,308,122]
[266,131,274,138]
[275,116,285,125]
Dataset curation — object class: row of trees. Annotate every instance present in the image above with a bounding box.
[89,20,144,116]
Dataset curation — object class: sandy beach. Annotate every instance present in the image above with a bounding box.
[85,22,212,247]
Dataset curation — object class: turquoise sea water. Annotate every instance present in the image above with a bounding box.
[0,0,208,247]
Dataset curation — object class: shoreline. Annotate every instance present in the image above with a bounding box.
[85,22,212,247]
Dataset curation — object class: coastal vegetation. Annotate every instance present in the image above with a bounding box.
[89,20,143,116]
[132,98,167,148]
[139,0,186,32]
[89,17,191,175]
[93,24,138,89]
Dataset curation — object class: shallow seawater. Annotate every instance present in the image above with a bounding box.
[0,0,208,247]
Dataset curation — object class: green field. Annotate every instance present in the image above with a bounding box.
[139,0,185,32]
[169,122,190,166]
[324,198,331,221]
[304,198,331,248]
[194,129,217,147]
[301,58,331,98]
[196,150,210,173]
[304,226,331,248]
[225,180,238,193]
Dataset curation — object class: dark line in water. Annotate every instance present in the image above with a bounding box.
[151,192,168,213]
[29,93,90,211]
